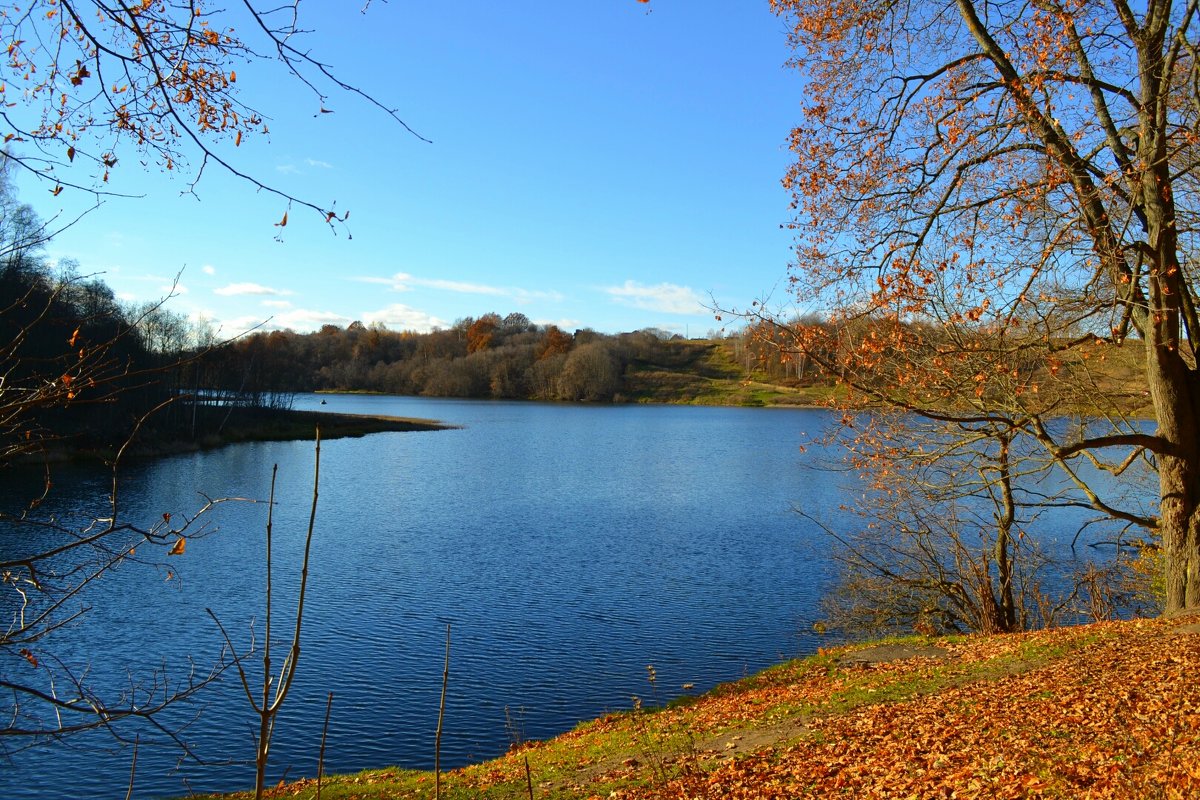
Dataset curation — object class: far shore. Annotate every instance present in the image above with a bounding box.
[19,407,454,465]
[132,408,455,457]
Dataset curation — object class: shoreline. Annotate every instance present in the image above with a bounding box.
[129,408,455,458]
[182,614,1197,800]
[15,407,454,465]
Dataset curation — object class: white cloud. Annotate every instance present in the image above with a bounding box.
[603,280,706,315]
[262,299,293,309]
[201,264,216,276]
[391,272,507,296]
[269,309,349,331]
[356,272,563,304]
[219,308,349,335]
[533,317,581,331]
[510,287,565,304]
[275,158,331,175]
[214,282,294,297]
[362,303,448,333]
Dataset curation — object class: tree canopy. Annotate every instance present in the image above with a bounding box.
[770,0,1200,612]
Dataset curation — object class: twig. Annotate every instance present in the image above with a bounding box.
[435,623,450,800]
[124,734,139,800]
[317,691,333,800]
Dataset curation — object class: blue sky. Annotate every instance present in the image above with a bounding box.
[16,1,806,338]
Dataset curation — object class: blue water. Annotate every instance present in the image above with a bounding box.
[2,396,858,799]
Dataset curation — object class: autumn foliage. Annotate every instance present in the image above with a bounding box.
[616,619,1200,799]
[761,0,1200,613]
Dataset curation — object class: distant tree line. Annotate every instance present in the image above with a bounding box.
[198,314,705,404]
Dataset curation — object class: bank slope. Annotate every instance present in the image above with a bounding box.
[194,613,1199,800]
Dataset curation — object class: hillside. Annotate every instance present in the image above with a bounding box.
[199,613,1200,799]
[619,339,838,406]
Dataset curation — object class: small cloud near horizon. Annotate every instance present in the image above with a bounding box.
[355,272,563,304]
[363,303,448,333]
[218,308,349,335]
[201,264,216,276]
[603,280,706,315]
[214,282,294,297]
[533,317,581,331]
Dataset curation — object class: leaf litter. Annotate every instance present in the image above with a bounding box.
[231,615,1200,799]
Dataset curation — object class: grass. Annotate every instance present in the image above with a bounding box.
[619,340,842,407]
[182,615,1200,799]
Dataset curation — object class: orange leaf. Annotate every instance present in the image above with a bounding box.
[276,211,288,228]
[66,146,75,162]
[50,185,62,196]
[168,537,186,556]
[19,648,37,668]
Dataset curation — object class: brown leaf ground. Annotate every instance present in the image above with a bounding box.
[615,617,1200,799]
[202,614,1200,800]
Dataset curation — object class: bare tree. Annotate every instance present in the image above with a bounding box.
[814,410,1082,636]
[0,171,239,758]
[0,1,427,225]
[1,483,235,755]
[209,432,321,800]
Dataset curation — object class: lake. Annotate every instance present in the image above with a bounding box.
[3,396,863,799]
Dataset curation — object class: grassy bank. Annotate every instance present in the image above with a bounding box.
[618,340,841,407]
[189,613,1200,799]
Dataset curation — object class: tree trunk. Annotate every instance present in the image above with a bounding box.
[993,433,1017,631]
[1147,344,1200,612]
[1157,450,1200,612]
